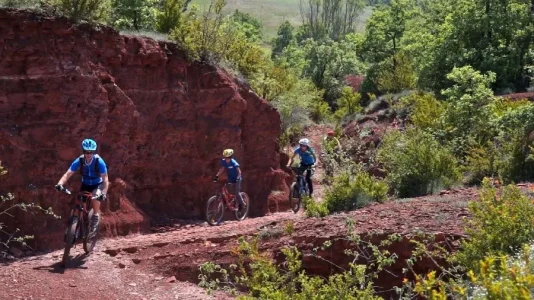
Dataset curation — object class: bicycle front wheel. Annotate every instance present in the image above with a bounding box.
[83,209,99,253]
[289,182,301,213]
[206,196,224,226]
[62,216,79,268]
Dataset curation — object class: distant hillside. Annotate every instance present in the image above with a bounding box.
[191,0,373,42]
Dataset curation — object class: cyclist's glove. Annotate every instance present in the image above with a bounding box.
[213,175,219,182]
[55,184,64,192]
[98,194,107,201]
[236,176,243,182]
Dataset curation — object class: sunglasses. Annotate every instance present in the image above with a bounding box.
[83,151,94,154]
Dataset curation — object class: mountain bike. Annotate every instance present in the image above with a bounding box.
[289,166,313,213]
[58,187,100,268]
[206,182,250,226]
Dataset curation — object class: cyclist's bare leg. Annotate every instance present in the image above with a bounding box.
[90,187,103,231]
[235,181,244,208]
[306,169,313,195]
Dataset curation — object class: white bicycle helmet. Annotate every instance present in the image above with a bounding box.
[298,138,310,146]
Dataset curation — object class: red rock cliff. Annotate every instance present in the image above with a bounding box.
[0,9,290,250]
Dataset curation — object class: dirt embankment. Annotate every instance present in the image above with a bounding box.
[0,8,291,251]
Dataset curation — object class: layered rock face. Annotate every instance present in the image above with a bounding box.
[0,9,289,250]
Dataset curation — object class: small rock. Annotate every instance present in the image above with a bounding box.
[132,258,142,264]
[166,276,176,283]
[9,247,23,258]
[68,283,77,287]
[104,249,120,257]
[155,276,164,281]
[118,262,127,269]
[129,283,137,287]
[123,247,138,254]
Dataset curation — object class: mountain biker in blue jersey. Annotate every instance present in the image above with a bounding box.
[55,138,109,233]
[287,138,316,196]
[213,149,245,211]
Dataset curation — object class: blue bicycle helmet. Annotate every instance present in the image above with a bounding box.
[81,138,97,151]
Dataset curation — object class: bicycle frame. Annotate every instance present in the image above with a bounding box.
[219,183,237,210]
[69,191,95,240]
[292,166,311,194]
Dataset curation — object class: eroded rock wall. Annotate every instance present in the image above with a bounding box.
[0,9,290,250]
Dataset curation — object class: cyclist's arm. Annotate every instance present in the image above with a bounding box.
[335,137,342,150]
[57,170,74,186]
[215,167,225,177]
[237,167,242,177]
[100,173,110,194]
[287,153,296,166]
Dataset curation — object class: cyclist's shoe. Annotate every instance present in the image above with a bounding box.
[90,214,100,233]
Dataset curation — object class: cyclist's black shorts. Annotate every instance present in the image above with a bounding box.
[80,183,104,201]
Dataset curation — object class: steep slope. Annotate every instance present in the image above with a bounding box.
[0,8,290,250]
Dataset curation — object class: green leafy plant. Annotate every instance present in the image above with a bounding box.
[378,128,461,197]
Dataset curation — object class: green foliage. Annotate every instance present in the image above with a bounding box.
[53,0,112,22]
[299,37,366,104]
[271,21,294,59]
[299,0,366,41]
[0,0,42,8]
[110,0,160,31]
[375,51,416,93]
[302,197,329,218]
[394,91,444,131]
[378,128,461,197]
[334,87,363,122]
[324,168,388,213]
[198,232,397,299]
[229,9,263,43]
[271,79,327,146]
[407,0,534,93]
[156,0,189,33]
[467,245,534,300]
[456,178,534,271]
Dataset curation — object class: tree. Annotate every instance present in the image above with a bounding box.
[229,9,263,43]
[299,0,366,41]
[111,0,159,31]
[300,37,365,104]
[156,0,191,34]
[55,0,112,22]
[271,21,294,59]
[407,0,534,93]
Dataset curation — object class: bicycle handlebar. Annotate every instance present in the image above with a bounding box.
[57,186,99,200]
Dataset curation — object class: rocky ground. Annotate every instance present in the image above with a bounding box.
[2,125,528,299]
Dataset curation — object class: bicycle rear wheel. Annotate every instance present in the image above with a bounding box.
[289,182,301,213]
[62,216,79,268]
[83,209,99,253]
[234,192,250,221]
[206,196,224,226]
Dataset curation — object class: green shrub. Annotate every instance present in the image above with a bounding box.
[324,170,388,213]
[455,178,534,271]
[334,87,363,122]
[377,128,461,197]
[53,0,112,22]
[467,245,534,299]
[302,197,329,218]
[198,235,395,299]
[394,91,445,131]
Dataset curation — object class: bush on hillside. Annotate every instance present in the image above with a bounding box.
[394,91,445,131]
[456,178,534,271]
[199,235,396,299]
[53,0,112,22]
[324,168,388,213]
[377,128,461,197]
